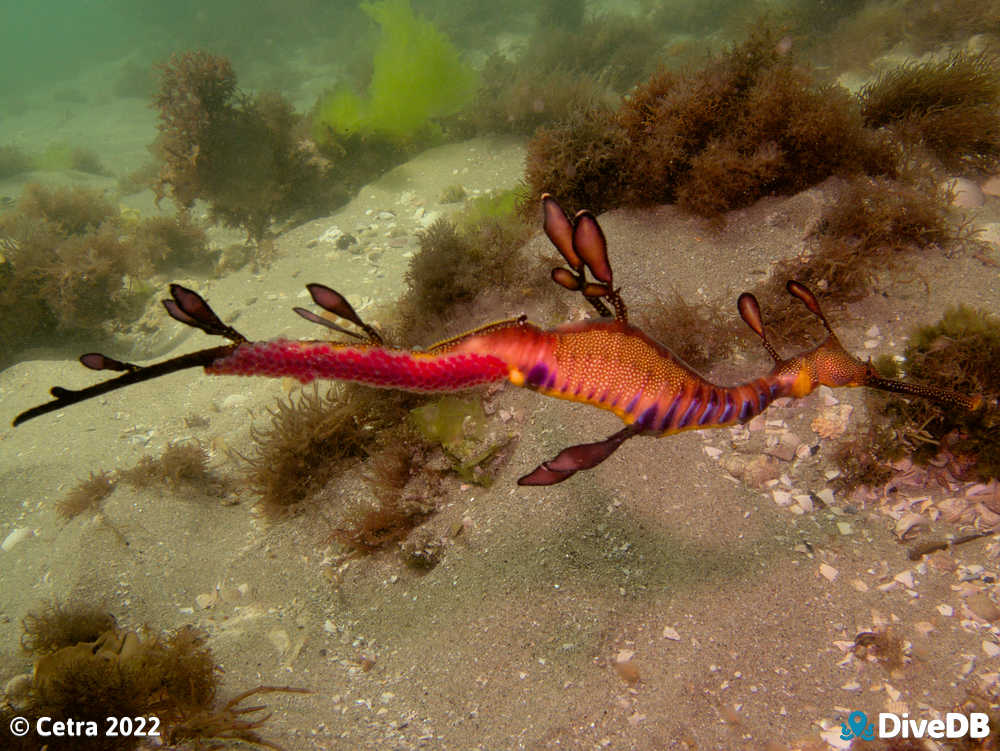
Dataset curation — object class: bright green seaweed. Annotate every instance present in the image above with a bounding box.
[313,0,477,141]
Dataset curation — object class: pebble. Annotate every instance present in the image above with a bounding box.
[793,494,814,513]
[772,489,793,507]
[819,563,839,582]
[965,593,1000,622]
[268,627,291,656]
[662,626,681,641]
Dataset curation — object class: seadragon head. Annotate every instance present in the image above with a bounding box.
[738,280,983,411]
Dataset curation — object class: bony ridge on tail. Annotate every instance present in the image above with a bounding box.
[12,194,984,485]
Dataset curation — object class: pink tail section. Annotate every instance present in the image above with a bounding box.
[206,339,510,392]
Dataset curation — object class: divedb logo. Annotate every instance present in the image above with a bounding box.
[840,709,991,741]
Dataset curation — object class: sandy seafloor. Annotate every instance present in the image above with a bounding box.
[3,89,1000,751]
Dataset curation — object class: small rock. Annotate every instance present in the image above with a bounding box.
[267,627,291,656]
[614,650,640,684]
[819,563,839,582]
[772,489,794,507]
[662,626,681,641]
[965,593,1000,622]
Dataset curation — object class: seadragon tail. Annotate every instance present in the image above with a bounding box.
[206,339,509,392]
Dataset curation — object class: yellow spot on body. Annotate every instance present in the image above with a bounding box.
[509,368,525,387]
[791,367,813,397]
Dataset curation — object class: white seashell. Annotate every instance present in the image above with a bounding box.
[819,727,853,750]
[894,512,927,540]
[222,394,249,410]
[2,527,34,552]
[819,563,839,582]
[662,626,681,641]
[316,226,343,244]
[195,592,217,609]
[893,570,916,589]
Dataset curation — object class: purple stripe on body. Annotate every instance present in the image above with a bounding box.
[697,389,719,425]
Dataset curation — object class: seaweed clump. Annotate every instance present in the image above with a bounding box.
[639,292,741,372]
[56,471,117,519]
[860,51,1000,172]
[21,600,116,655]
[470,7,660,137]
[244,383,415,519]
[153,51,331,241]
[119,441,231,497]
[880,306,1000,480]
[0,183,210,364]
[331,438,440,556]
[829,420,903,494]
[0,144,32,179]
[397,194,539,339]
[778,175,958,306]
[526,29,895,217]
[9,601,300,750]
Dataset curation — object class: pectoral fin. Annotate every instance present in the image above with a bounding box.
[517,425,640,485]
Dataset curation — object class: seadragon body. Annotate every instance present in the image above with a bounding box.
[13,195,983,485]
